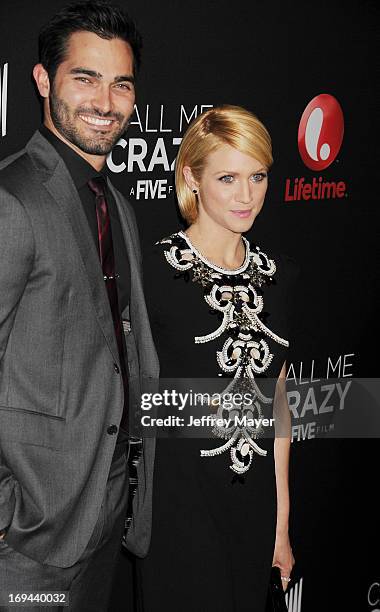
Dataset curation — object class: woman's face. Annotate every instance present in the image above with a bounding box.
[187,144,268,233]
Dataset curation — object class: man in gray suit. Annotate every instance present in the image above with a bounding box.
[0,1,158,609]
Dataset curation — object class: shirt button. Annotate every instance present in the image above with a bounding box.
[114,363,120,374]
[107,424,118,435]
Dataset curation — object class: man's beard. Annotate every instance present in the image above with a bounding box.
[49,90,128,155]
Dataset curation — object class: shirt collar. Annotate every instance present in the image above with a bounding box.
[39,125,106,189]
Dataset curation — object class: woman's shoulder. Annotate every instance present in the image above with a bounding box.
[146,229,185,253]
[142,230,189,291]
[251,238,299,279]
[142,230,195,318]
[244,237,300,293]
[143,230,182,262]
[155,230,190,256]
[144,229,197,278]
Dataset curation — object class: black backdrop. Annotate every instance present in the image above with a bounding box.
[0,1,378,610]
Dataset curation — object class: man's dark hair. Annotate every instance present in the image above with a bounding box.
[38,0,142,83]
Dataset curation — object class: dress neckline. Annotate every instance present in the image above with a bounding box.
[178,230,251,275]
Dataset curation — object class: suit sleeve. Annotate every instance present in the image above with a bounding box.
[0,187,35,530]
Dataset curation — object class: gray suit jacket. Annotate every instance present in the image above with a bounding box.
[0,131,158,567]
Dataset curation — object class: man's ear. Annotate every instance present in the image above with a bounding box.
[33,64,50,98]
[183,166,199,192]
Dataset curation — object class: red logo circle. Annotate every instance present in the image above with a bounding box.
[298,94,344,171]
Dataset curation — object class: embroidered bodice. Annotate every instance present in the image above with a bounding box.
[160,231,289,376]
[154,231,291,474]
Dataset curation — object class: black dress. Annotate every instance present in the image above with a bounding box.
[136,231,299,612]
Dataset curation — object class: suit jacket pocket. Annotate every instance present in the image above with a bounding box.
[0,406,65,450]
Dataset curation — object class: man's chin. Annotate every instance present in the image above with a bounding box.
[83,143,114,155]
[73,135,118,156]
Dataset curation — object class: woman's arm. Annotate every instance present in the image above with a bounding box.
[272,361,295,590]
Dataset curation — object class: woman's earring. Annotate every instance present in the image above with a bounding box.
[192,189,198,194]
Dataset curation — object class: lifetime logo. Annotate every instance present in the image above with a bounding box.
[0,62,8,137]
[298,94,344,171]
[284,94,347,202]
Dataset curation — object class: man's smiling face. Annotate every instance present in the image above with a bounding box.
[45,30,135,157]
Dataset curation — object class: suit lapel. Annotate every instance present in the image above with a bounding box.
[44,159,119,364]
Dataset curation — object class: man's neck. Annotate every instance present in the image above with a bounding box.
[43,119,106,172]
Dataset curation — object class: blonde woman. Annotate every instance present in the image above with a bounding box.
[137,105,298,611]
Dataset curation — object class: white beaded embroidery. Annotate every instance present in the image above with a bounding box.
[159,232,289,474]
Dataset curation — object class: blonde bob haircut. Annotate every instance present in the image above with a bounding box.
[175,104,273,225]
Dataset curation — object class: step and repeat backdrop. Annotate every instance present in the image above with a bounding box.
[0,1,378,610]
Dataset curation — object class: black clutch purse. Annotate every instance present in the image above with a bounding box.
[265,566,288,612]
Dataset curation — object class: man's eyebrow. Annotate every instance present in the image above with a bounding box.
[69,68,135,85]
[70,68,102,78]
[114,75,135,85]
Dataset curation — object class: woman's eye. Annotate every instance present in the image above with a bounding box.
[251,172,267,183]
[219,175,234,183]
